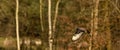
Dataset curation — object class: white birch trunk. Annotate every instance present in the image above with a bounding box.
[53,0,60,32]
[48,0,52,50]
[40,0,44,31]
[15,0,20,50]
[89,0,99,50]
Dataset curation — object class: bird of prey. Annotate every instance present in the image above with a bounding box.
[72,27,90,41]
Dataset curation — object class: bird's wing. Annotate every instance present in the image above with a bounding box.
[72,32,83,41]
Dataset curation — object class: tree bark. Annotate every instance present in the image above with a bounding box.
[40,0,44,31]
[15,0,20,50]
[93,0,99,37]
[104,0,111,50]
[48,0,52,50]
[53,0,60,50]
[53,0,60,33]
[89,6,93,50]
[89,0,99,50]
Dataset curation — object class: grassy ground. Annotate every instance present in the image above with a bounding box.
[0,37,43,50]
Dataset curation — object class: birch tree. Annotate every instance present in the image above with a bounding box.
[93,0,99,37]
[48,0,52,50]
[40,0,44,31]
[104,0,111,50]
[15,0,20,50]
[89,6,94,50]
[53,0,60,50]
[53,0,60,33]
[89,0,99,50]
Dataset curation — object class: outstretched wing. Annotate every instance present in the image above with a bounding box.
[72,27,90,41]
[72,32,83,41]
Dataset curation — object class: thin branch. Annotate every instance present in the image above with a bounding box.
[108,0,120,13]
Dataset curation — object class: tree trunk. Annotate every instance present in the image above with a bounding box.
[89,0,99,50]
[89,7,93,50]
[48,0,52,50]
[53,0,60,33]
[104,0,111,50]
[93,0,99,37]
[53,0,60,50]
[40,0,44,31]
[15,0,20,50]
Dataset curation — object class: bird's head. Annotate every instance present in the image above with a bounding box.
[75,28,90,34]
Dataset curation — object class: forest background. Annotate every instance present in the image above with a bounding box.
[0,0,120,50]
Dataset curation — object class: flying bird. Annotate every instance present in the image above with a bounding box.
[72,27,90,41]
